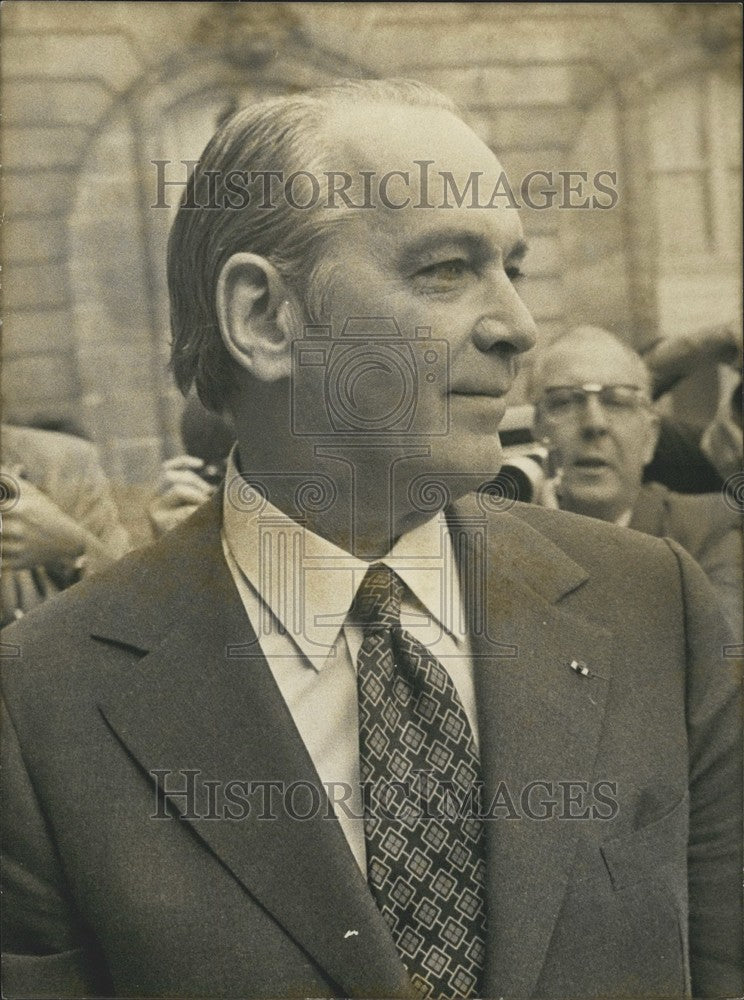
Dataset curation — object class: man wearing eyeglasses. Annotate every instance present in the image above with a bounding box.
[533,325,742,636]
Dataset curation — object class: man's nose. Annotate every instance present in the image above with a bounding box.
[579,394,609,433]
[471,275,538,357]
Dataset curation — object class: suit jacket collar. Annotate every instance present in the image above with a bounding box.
[95,492,612,997]
[222,462,467,671]
[89,491,589,651]
[629,481,669,537]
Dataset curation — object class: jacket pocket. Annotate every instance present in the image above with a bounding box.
[539,793,691,997]
[600,791,690,891]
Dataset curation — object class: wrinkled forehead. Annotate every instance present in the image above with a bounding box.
[322,102,498,179]
[316,102,525,246]
[537,337,651,393]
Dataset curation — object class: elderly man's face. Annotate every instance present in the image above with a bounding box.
[293,103,537,486]
[534,338,659,521]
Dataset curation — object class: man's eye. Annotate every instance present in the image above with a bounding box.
[544,391,576,413]
[505,264,525,284]
[417,259,471,282]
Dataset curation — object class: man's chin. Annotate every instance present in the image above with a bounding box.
[410,438,504,504]
[560,482,624,521]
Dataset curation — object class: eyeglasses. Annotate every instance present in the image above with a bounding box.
[538,383,651,420]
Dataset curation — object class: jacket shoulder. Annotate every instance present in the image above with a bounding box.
[3,424,101,472]
[1,497,223,684]
[506,499,670,560]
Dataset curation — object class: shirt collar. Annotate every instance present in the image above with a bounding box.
[221,448,465,670]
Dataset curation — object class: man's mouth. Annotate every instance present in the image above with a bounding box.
[573,457,612,470]
[450,391,508,413]
[452,392,504,400]
[450,385,509,400]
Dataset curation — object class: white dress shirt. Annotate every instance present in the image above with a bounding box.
[221,451,476,873]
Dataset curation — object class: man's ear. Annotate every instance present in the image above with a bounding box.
[216,252,295,382]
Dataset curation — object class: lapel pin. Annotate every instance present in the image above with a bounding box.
[569,658,591,677]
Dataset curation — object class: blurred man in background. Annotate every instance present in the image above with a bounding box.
[532,326,742,637]
[491,319,742,503]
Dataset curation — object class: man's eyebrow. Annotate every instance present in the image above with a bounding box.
[396,230,528,270]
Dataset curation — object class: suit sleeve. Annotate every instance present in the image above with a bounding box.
[665,538,743,997]
[694,521,743,643]
[1,699,109,998]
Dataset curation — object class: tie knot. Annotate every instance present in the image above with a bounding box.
[351,563,402,631]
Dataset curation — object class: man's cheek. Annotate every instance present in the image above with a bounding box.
[325,275,387,321]
[548,438,572,468]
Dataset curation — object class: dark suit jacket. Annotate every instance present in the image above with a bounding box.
[2,494,741,999]
[629,482,743,640]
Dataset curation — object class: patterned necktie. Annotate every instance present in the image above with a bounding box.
[353,563,487,1000]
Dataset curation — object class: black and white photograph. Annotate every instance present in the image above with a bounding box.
[1,3,742,998]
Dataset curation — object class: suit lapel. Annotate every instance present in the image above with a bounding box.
[448,498,615,997]
[96,497,413,999]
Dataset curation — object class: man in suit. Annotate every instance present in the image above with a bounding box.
[2,79,741,999]
[530,326,742,638]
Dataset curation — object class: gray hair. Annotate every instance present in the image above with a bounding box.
[167,78,457,412]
